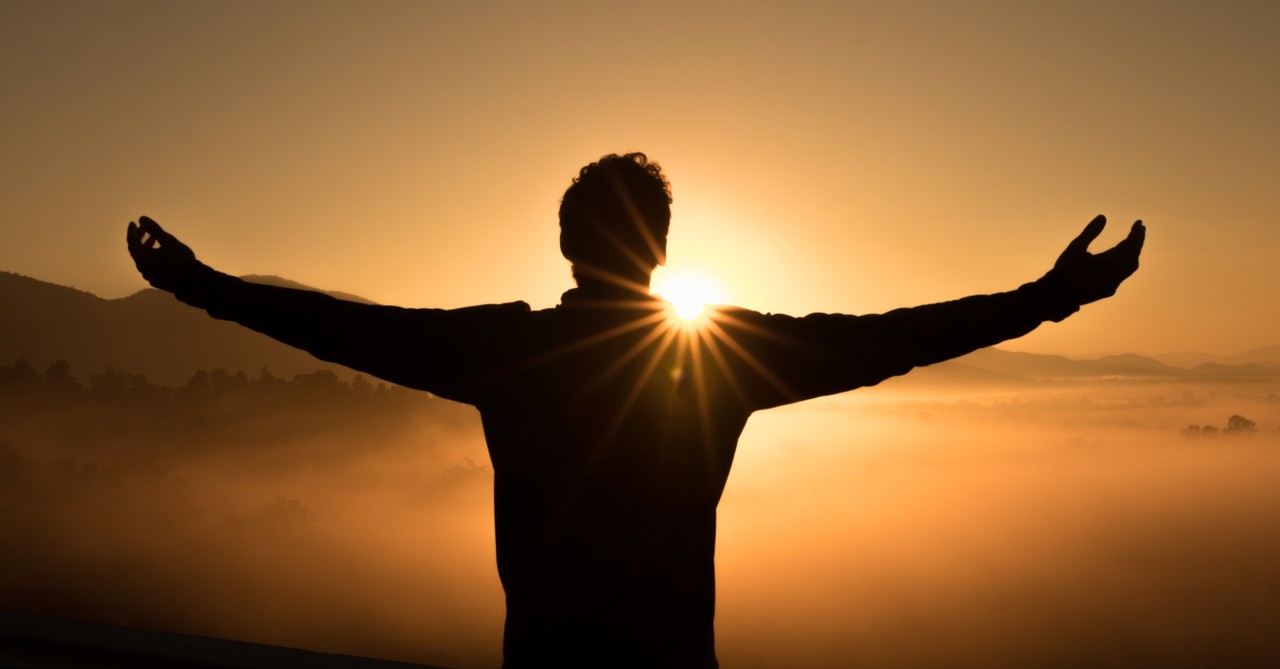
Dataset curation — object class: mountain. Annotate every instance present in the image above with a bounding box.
[239,274,376,304]
[909,348,1182,383]
[876,343,1280,390]
[0,271,367,386]
[962,348,1174,379]
[905,347,1280,387]
[1185,361,1280,377]
[0,613,448,669]
[1151,346,1280,370]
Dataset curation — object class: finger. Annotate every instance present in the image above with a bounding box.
[1122,220,1146,252]
[1099,220,1145,251]
[137,215,179,250]
[1099,221,1145,260]
[126,220,158,252]
[137,215,163,239]
[1065,214,1107,257]
[1094,221,1146,276]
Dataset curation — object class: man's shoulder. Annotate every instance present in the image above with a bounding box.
[707,304,809,327]
[448,300,533,317]
[711,304,859,323]
[706,305,870,351]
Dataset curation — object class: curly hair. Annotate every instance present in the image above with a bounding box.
[559,153,673,276]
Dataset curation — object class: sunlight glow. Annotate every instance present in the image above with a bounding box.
[653,269,725,322]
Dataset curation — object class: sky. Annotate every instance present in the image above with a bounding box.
[2,0,1277,357]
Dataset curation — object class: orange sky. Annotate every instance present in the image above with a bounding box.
[2,0,1277,356]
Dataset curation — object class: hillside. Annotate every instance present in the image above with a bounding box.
[0,272,364,386]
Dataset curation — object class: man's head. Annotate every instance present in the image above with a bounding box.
[559,153,672,290]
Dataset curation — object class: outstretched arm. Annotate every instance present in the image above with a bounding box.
[718,215,1146,409]
[126,216,523,402]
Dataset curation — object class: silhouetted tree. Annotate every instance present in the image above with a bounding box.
[0,357,40,390]
[89,366,165,401]
[182,368,212,396]
[292,369,341,388]
[351,373,373,396]
[254,367,280,386]
[1182,415,1260,438]
[44,359,83,396]
[1225,414,1257,434]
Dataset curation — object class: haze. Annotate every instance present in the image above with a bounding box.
[3,0,1279,355]
[4,366,1278,668]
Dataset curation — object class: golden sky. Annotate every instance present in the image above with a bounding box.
[2,0,1277,356]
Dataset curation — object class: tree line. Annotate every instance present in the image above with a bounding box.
[1182,414,1259,438]
[0,355,479,462]
[0,356,411,403]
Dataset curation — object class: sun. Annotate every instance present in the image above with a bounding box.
[652,269,725,323]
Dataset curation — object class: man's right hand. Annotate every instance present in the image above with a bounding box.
[126,216,210,294]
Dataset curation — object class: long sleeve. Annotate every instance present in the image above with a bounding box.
[706,275,1081,411]
[170,268,529,404]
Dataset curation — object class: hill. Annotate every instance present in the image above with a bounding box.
[1152,346,1280,370]
[0,271,367,386]
[0,614,449,669]
[885,346,1280,389]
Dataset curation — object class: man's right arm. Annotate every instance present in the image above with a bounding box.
[126,216,521,402]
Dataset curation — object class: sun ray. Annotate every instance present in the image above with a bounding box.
[684,327,717,451]
[521,312,683,503]
[599,325,683,442]
[692,320,752,409]
[578,313,679,399]
[506,306,669,376]
[701,315,800,405]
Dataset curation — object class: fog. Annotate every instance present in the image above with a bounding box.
[2,367,1278,668]
[718,381,1280,668]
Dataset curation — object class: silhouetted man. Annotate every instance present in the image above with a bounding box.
[127,153,1144,668]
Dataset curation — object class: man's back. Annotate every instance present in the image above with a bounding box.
[473,291,748,667]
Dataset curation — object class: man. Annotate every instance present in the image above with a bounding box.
[127,152,1144,668]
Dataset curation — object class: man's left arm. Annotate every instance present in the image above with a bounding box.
[719,215,1145,409]
[885,214,1146,368]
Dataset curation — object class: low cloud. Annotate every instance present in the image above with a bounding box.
[3,375,1279,668]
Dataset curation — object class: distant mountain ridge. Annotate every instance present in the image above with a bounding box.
[3,271,1278,388]
[0,271,370,386]
[884,347,1280,389]
[237,274,377,304]
[1150,346,1280,369]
